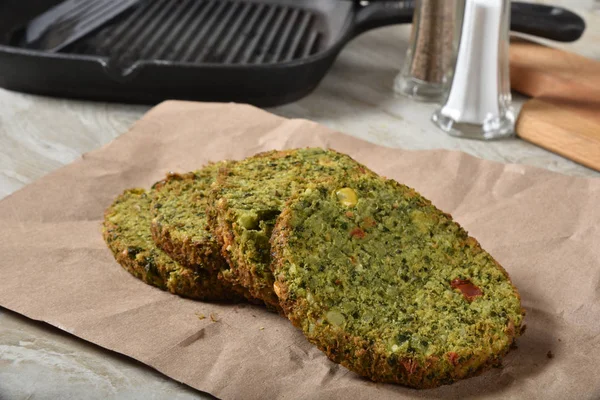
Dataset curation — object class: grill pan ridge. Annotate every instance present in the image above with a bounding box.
[0,0,586,106]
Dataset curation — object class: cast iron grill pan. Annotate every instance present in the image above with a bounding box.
[62,0,326,73]
[0,0,586,106]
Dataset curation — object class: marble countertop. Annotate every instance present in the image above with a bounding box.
[1,1,599,399]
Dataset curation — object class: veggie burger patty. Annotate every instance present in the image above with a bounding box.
[270,175,524,388]
[103,188,243,301]
[208,148,376,311]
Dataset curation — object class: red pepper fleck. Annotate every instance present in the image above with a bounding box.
[451,278,483,302]
[362,217,377,228]
[345,211,355,218]
[350,227,366,239]
[447,352,460,366]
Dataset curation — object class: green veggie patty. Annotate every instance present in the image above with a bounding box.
[150,163,229,273]
[103,188,242,301]
[209,148,376,311]
[271,175,524,388]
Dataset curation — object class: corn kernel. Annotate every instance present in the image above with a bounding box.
[336,188,358,207]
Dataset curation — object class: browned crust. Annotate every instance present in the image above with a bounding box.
[207,188,283,313]
[269,190,525,388]
[206,149,377,314]
[150,171,224,272]
[103,217,164,288]
[102,199,242,302]
[148,169,261,304]
[150,218,225,273]
[149,221,260,303]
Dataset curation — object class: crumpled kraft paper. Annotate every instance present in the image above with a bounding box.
[0,101,598,400]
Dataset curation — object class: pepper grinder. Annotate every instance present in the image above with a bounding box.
[432,0,515,140]
[394,0,464,102]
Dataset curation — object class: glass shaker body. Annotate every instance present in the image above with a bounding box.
[432,0,514,140]
[394,0,464,103]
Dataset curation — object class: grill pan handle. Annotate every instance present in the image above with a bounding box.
[353,1,585,42]
[510,2,585,42]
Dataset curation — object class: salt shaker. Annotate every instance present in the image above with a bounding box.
[394,0,463,102]
[432,0,514,139]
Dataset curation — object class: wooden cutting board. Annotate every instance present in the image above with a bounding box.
[510,40,600,172]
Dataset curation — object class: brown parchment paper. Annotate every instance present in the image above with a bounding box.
[0,101,599,400]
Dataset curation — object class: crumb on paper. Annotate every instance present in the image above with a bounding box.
[210,313,219,322]
[259,327,265,331]
[195,313,206,320]
[558,338,562,342]
[547,351,554,359]
[520,324,527,334]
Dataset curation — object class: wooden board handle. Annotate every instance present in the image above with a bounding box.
[511,40,600,172]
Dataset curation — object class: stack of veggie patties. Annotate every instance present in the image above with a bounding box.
[102,147,525,388]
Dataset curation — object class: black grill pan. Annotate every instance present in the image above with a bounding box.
[0,0,586,106]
